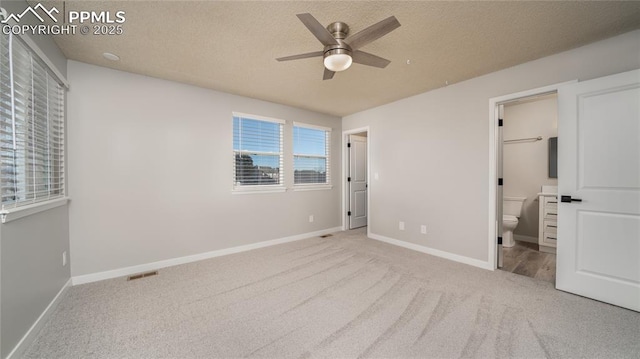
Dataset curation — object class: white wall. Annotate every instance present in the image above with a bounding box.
[67,61,341,277]
[504,95,558,241]
[1,206,70,359]
[342,30,640,264]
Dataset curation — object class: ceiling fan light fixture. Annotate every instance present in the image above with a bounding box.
[324,50,352,72]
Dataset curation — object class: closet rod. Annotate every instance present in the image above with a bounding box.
[504,136,543,143]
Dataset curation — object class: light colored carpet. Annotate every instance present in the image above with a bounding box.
[25,229,640,358]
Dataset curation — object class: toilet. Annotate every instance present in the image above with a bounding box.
[503,196,526,248]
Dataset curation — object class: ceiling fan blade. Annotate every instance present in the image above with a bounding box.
[346,16,400,50]
[323,68,335,80]
[297,13,339,46]
[352,50,391,68]
[276,51,324,61]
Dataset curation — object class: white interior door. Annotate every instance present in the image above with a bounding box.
[349,135,367,229]
[557,69,640,312]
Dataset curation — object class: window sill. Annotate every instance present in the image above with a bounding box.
[292,184,333,192]
[1,197,70,224]
[232,186,287,195]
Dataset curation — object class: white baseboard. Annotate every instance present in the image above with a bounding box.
[368,233,492,270]
[7,278,72,359]
[72,226,342,285]
[514,234,538,244]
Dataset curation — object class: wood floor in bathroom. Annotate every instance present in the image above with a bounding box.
[502,241,556,284]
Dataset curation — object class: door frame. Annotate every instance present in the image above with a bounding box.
[342,126,370,234]
[487,81,575,269]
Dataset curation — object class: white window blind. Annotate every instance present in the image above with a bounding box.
[293,123,330,185]
[0,33,65,208]
[233,113,284,189]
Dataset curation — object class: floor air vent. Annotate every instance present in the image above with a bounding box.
[320,234,333,238]
[127,271,158,281]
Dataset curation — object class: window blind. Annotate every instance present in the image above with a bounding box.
[293,123,330,185]
[233,114,284,188]
[0,33,65,208]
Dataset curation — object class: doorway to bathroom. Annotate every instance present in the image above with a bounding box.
[488,81,571,283]
[489,71,639,311]
[499,93,558,283]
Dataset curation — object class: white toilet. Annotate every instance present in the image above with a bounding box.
[503,196,526,248]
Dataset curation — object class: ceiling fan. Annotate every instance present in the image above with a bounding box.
[276,13,401,80]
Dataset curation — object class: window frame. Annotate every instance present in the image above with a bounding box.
[292,122,332,191]
[232,112,286,194]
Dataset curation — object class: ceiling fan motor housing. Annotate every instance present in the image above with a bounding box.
[327,21,349,39]
[324,22,352,59]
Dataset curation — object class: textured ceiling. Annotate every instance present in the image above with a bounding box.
[36,1,640,116]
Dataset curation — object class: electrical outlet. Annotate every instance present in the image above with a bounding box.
[399,221,405,231]
[421,225,427,234]
[62,251,67,266]
[309,215,314,223]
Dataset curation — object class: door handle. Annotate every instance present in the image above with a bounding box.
[561,195,582,203]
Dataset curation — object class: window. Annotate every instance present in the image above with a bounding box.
[293,123,330,186]
[233,113,284,190]
[0,33,65,208]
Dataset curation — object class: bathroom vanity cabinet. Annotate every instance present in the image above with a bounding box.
[538,193,557,253]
